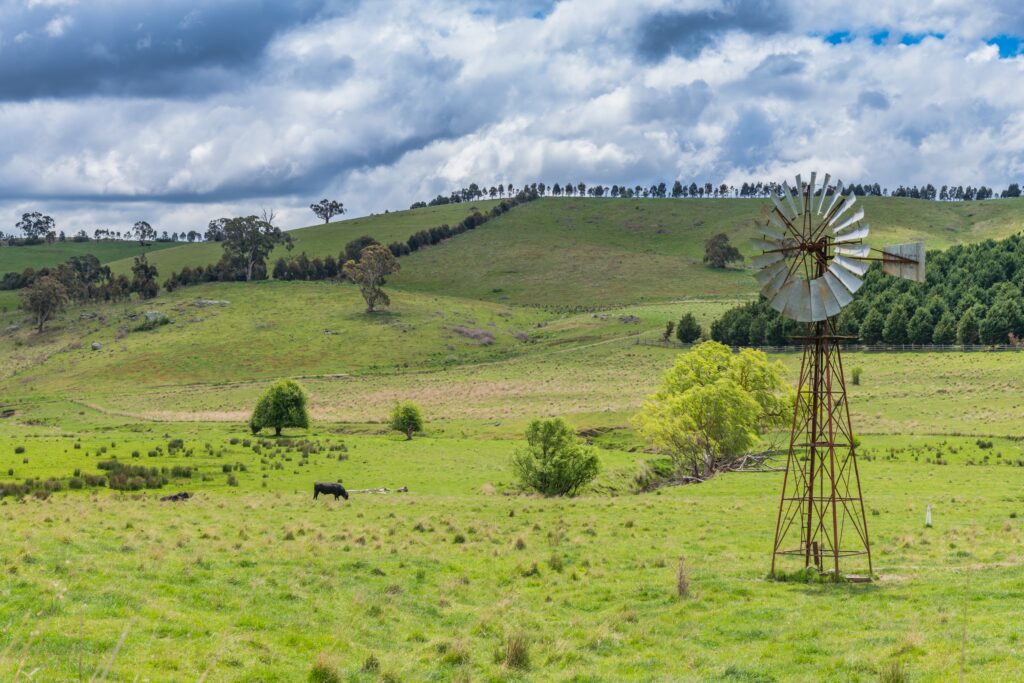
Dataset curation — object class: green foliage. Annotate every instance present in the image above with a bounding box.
[221,214,294,282]
[19,275,67,332]
[851,367,862,385]
[714,233,1024,346]
[343,235,380,263]
[343,244,400,312]
[676,312,702,343]
[389,401,424,440]
[130,253,159,299]
[703,233,743,269]
[250,380,311,436]
[635,341,793,480]
[510,417,600,496]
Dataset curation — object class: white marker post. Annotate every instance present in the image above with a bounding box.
[925,504,933,528]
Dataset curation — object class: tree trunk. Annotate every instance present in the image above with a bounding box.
[275,426,281,436]
[406,427,413,440]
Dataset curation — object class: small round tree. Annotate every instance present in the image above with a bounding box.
[511,417,600,496]
[390,402,423,440]
[250,380,310,436]
[676,312,702,344]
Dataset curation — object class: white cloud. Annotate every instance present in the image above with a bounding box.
[2,0,1024,234]
[44,14,72,37]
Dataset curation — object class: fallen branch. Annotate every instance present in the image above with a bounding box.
[347,486,409,494]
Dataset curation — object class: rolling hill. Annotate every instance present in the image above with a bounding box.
[104,200,502,277]
[0,239,178,273]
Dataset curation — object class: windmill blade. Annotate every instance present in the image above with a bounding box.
[814,173,830,213]
[820,272,850,313]
[767,211,792,235]
[752,238,789,252]
[827,192,858,226]
[829,260,864,294]
[832,208,866,234]
[835,244,870,258]
[771,193,792,221]
[807,172,817,213]
[752,251,785,269]
[809,279,826,321]
[834,225,870,244]
[833,253,869,276]
[781,181,800,218]
[815,276,839,319]
[882,242,926,283]
[769,279,797,314]
[754,258,787,286]
[761,263,791,300]
[788,279,813,322]
[758,224,788,242]
[795,174,806,213]
[822,180,845,217]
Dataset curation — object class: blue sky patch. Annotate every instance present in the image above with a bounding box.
[823,30,853,45]
[900,32,944,45]
[987,35,1023,58]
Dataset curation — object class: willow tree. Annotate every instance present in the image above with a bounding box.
[634,341,793,482]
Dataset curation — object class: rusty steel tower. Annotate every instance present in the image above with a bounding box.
[751,172,925,580]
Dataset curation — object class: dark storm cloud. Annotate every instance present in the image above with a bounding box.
[721,106,776,169]
[634,0,790,62]
[0,0,346,100]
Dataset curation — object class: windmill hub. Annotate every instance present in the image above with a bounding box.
[756,172,925,580]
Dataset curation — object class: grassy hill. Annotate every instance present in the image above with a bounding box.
[105,201,502,277]
[0,239,178,273]
[391,196,1024,307]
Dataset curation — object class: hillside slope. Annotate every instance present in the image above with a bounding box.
[105,201,501,277]
[391,196,1024,307]
[0,239,178,273]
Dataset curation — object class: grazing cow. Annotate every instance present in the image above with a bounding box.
[314,482,349,500]
[160,491,191,502]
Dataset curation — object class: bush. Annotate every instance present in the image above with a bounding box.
[14,446,25,454]
[676,312,702,344]
[390,401,424,440]
[851,367,862,386]
[511,418,600,496]
[250,379,311,436]
[308,654,341,683]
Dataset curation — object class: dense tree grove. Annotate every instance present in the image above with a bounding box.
[703,233,743,269]
[1,254,132,302]
[711,234,1024,347]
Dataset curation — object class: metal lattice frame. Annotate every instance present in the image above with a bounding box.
[770,319,872,577]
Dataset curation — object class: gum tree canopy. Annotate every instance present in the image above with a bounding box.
[635,341,794,482]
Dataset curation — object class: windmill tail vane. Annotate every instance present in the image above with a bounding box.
[753,172,925,581]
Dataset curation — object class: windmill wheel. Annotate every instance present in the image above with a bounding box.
[752,172,871,322]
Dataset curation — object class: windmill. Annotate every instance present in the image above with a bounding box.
[752,172,925,580]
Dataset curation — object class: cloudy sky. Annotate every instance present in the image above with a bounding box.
[2,0,1024,235]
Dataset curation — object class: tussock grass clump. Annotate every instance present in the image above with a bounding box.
[676,556,690,598]
[497,632,530,670]
[362,654,380,672]
[308,654,341,683]
[437,639,470,665]
[878,660,910,683]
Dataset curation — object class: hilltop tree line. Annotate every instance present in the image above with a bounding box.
[409,180,1016,208]
[710,234,1024,347]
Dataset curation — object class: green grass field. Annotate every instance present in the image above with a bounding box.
[0,240,178,274]
[3,197,1024,680]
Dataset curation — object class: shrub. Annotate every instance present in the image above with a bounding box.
[851,367,862,386]
[14,446,25,454]
[227,474,239,487]
[511,418,600,496]
[676,312,702,343]
[390,401,424,440]
[250,379,311,436]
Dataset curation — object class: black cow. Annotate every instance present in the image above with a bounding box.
[160,491,191,502]
[314,482,349,500]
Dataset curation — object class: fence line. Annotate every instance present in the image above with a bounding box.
[634,339,1024,353]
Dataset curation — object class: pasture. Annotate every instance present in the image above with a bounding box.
[3,196,1024,680]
